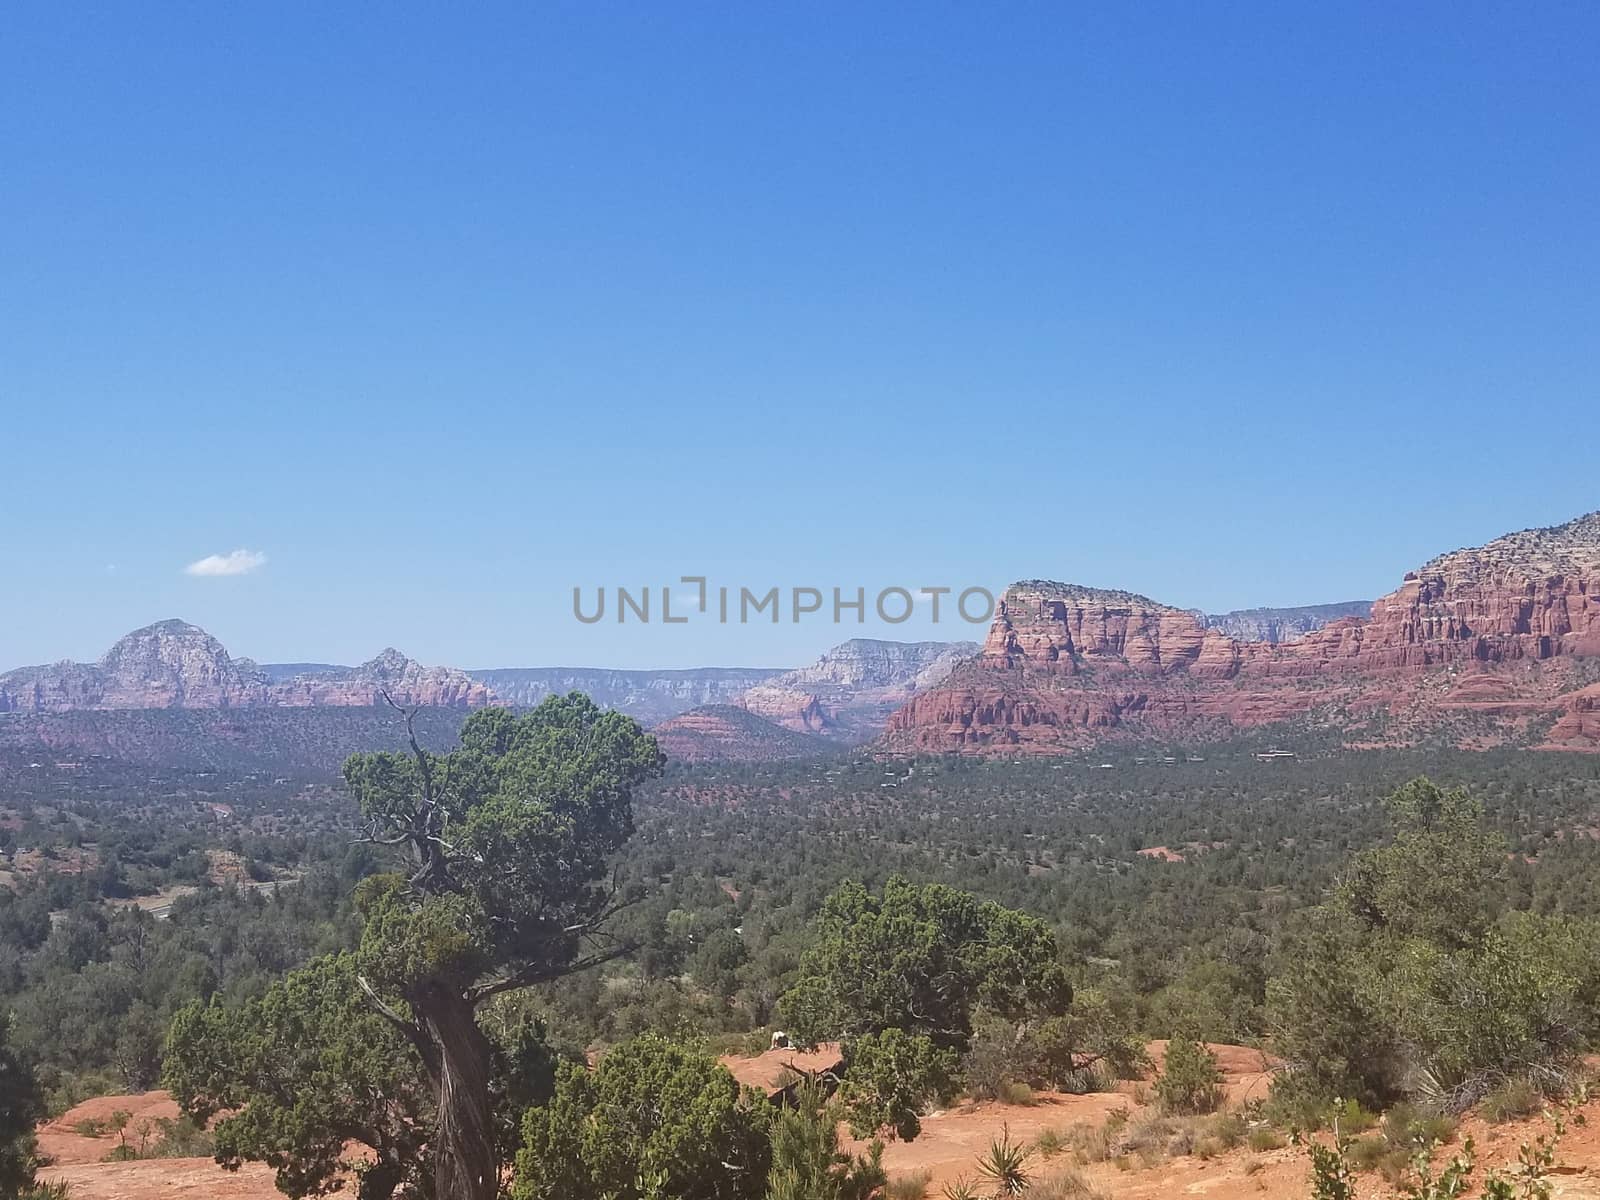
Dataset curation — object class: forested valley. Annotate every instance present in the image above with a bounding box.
[6,702,1600,1199]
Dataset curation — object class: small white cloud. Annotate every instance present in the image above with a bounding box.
[184,549,268,577]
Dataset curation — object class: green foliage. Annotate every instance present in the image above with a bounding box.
[1480,1078,1544,1125]
[345,696,664,1000]
[1154,1036,1223,1115]
[164,952,429,1199]
[779,876,1070,1053]
[836,1028,959,1142]
[962,995,1145,1100]
[1298,1097,1577,1200]
[764,1080,885,1200]
[0,1014,44,1198]
[513,1033,771,1200]
[780,876,1066,1140]
[1338,779,1504,950]
[973,1127,1033,1196]
[1295,1126,1356,1200]
[1270,778,1600,1114]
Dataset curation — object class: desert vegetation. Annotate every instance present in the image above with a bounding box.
[4,706,1600,1196]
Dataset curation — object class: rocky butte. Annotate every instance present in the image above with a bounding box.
[887,510,1600,754]
[0,620,493,712]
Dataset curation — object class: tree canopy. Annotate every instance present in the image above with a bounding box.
[512,1033,771,1200]
[780,876,1070,1138]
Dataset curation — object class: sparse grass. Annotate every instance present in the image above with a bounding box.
[1034,1127,1068,1159]
[1246,1127,1286,1152]
[1059,1119,1114,1164]
[72,1110,132,1139]
[1382,1103,1456,1152]
[886,1171,931,1200]
[1207,1111,1246,1151]
[1481,1077,1545,1124]
[1025,1167,1112,1199]
[1345,1133,1408,1177]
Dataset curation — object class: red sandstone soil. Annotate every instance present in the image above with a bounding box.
[37,1091,331,1199]
[40,1047,1600,1199]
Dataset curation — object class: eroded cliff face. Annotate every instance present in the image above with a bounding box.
[0,622,492,712]
[888,511,1600,754]
[737,638,978,741]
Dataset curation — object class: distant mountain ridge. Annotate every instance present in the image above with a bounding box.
[0,620,491,713]
[1198,601,1373,644]
[470,666,780,725]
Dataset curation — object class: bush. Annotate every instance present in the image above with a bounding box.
[1155,1038,1223,1115]
[1246,1127,1286,1152]
[884,1171,929,1200]
[1480,1077,1544,1124]
[1382,1103,1456,1152]
[997,1081,1035,1107]
[1328,1098,1378,1135]
[1344,1134,1407,1176]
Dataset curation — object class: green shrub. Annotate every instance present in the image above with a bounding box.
[997,1081,1035,1107]
[974,1128,1033,1197]
[1344,1134,1406,1176]
[1155,1037,1223,1115]
[1328,1098,1378,1134]
[1382,1103,1456,1152]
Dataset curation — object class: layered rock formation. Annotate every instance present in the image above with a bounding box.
[470,666,780,725]
[888,511,1600,754]
[1199,602,1372,644]
[266,648,492,708]
[0,621,492,712]
[737,638,977,742]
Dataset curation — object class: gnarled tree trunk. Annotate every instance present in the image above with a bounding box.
[415,981,497,1200]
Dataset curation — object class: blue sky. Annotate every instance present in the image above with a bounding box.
[2,3,1595,670]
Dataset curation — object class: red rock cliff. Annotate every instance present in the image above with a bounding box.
[888,511,1600,753]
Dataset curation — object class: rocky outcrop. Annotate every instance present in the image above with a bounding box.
[0,621,492,712]
[888,511,1600,754]
[737,639,977,742]
[652,704,828,762]
[1548,684,1600,751]
[470,666,779,725]
[1199,602,1372,644]
[267,648,492,708]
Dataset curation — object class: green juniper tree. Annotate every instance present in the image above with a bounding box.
[168,694,662,1200]
[512,1033,770,1200]
[780,876,1070,1140]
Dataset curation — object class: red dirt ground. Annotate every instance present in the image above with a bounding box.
[39,1048,1600,1199]
[37,1091,321,1199]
